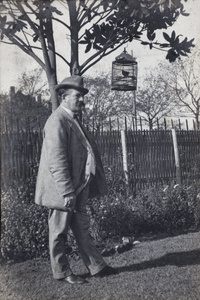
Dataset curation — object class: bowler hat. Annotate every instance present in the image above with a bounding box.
[55,75,89,95]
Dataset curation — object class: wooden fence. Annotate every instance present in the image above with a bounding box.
[2,115,199,134]
[1,126,200,190]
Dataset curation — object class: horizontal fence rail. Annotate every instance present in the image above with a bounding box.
[1,128,200,190]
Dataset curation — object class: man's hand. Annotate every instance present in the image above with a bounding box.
[64,193,76,212]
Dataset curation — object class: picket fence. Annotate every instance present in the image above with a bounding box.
[1,126,200,190]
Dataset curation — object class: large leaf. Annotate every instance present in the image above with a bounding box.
[0,15,7,29]
[85,42,92,53]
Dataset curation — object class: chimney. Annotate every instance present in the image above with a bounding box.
[9,86,15,102]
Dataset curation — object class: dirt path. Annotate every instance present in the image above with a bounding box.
[0,231,200,300]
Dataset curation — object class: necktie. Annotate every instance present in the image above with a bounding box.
[73,113,79,119]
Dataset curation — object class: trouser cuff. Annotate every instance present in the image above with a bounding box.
[53,269,73,280]
[89,261,107,276]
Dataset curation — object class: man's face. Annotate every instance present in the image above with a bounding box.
[63,89,84,113]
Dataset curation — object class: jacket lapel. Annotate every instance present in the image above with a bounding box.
[57,106,88,149]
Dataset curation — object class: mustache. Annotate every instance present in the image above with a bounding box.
[78,101,86,112]
[78,101,85,107]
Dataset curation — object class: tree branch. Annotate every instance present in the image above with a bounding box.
[52,17,71,30]
[55,51,70,67]
[78,0,100,25]
[80,37,129,75]
[4,32,46,69]
[29,44,70,67]
[79,6,114,30]
[16,2,39,34]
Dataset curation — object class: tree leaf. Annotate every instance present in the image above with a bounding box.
[163,32,171,42]
[18,14,26,21]
[33,34,39,42]
[181,11,190,17]
[166,49,179,62]
[86,8,92,22]
[49,6,63,16]
[171,30,175,41]
[79,39,88,44]
[85,42,92,53]
[0,16,7,29]
[147,31,156,41]
[141,41,149,45]
[93,43,102,50]
[160,43,170,48]
[85,29,93,39]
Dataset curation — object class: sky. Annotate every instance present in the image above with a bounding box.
[0,0,200,94]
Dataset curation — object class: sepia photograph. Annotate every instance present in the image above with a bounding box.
[0,0,200,299]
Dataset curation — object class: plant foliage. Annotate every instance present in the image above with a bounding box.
[1,176,200,262]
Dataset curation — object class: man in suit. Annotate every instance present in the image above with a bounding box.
[35,75,118,284]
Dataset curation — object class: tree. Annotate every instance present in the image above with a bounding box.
[1,67,51,131]
[84,73,177,131]
[18,68,47,96]
[136,73,175,129]
[84,75,138,130]
[0,0,195,111]
[84,75,120,130]
[159,50,200,130]
[1,87,51,132]
[1,91,51,131]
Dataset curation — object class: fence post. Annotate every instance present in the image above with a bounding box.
[193,120,196,130]
[157,118,159,130]
[164,118,167,130]
[120,130,129,192]
[124,116,127,132]
[171,128,181,185]
[132,117,135,131]
[140,117,142,131]
[109,117,112,132]
[186,119,189,131]
[178,119,181,130]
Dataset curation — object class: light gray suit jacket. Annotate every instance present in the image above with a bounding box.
[35,106,108,211]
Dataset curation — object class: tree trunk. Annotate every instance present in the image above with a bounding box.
[39,1,59,111]
[68,0,80,75]
[46,2,58,111]
[47,72,59,112]
[195,112,200,130]
[149,118,153,130]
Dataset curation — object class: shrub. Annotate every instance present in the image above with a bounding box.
[1,180,49,261]
[1,178,200,262]
[88,181,200,241]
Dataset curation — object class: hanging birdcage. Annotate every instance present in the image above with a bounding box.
[111,49,138,91]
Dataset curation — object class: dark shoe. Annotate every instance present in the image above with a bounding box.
[95,265,118,277]
[62,274,88,284]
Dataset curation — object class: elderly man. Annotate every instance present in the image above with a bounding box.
[35,75,117,284]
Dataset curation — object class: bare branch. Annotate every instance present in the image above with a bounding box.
[52,17,71,30]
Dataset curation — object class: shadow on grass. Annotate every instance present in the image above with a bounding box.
[117,249,200,273]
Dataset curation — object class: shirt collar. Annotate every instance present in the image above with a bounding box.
[60,105,74,118]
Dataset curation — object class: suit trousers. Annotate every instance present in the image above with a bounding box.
[48,177,107,279]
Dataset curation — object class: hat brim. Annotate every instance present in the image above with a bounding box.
[55,83,88,95]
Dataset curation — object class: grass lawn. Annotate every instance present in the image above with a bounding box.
[0,230,200,300]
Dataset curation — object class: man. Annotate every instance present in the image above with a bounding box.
[35,75,118,284]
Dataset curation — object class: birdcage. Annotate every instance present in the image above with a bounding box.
[111,49,138,91]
